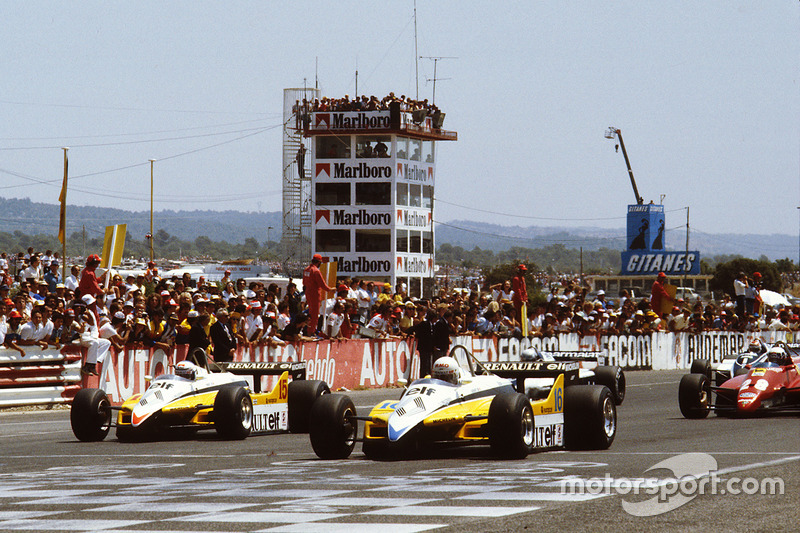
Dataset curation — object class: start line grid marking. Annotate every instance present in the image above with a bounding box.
[0,460,610,532]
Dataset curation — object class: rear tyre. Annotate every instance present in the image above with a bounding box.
[593,366,626,405]
[214,386,253,440]
[71,388,111,442]
[309,394,357,459]
[678,373,711,419]
[690,358,711,379]
[288,380,330,433]
[488,393,534,459]
[564,385,616,450]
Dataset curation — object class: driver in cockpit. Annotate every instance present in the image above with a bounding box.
[431,356,461,385]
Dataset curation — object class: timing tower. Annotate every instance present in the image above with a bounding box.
[302,101,457,298]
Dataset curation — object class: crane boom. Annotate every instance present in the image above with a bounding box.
[606,127,643,205]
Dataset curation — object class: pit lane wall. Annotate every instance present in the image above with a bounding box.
[0,331,795,407]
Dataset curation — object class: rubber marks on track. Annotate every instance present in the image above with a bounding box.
[0,460,609,532]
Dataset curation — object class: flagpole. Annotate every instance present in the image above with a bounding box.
[60,147,69,281]
[149,159,155,262]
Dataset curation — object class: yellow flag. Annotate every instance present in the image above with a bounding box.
[100,224,127,268]
[319,261,338,300]
[58,151,68,245]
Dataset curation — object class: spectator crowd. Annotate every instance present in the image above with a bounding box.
[2,249,799,376]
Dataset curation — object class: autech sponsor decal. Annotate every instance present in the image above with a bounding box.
[330,256,391,273]
[316,209,391,226]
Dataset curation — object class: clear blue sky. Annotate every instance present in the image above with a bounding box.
[1,1,798,244]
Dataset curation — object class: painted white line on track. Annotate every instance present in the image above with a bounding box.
[626,381,679,387]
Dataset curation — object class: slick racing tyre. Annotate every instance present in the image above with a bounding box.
[593,366,626,405]
[288,380,330,433]
[71,388,112,442]
[488,393,534,459]
[309,394,357,459]
[564,385,616,450]
[678,373,711,419]
[690,358,712,379]
[214,386,253,440]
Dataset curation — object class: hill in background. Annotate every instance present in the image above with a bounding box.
[0,197,795,261]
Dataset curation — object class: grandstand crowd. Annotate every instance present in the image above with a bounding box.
[1,250,799,374]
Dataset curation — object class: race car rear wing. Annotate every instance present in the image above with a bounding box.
[546,351,606,365]
[482,361,580,392]
[218,361,307,392]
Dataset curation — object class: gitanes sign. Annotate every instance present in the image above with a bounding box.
[621,251,701,275]
[621,203,701,276]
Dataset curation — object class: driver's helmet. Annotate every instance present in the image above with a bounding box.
[766,347,791,366]
[521,348,543,362]
[432,356,461,384]
[175,360,198,380]
[747,340,766,354]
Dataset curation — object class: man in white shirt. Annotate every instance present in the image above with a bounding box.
[64,265,81,292]
[18,307,49,349]
[244,302,264,343]
[19,255,42,282]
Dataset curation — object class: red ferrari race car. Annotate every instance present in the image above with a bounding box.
[679,343,800,418]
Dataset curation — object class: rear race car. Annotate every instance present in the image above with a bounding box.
[679,343,800,418]
[70,360,328,442]
[308,347,616,460]
[520,347,626,405]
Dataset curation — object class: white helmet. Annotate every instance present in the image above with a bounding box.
[175,360,198,380]
[766,347,790,365]
[432,356,460,385]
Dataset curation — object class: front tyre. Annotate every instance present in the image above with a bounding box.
[678,373,711,419]
[309,394,357,459]
[564,385,616,450]
[214,386,253,440]
[71,388,111,442]
[488,393,534,459]
[288,380,330,433]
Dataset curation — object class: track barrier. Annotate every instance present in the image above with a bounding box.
[0,330,793,407]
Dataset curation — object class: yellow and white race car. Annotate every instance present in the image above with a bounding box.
[70,360,328,442]
[309,347,616,460]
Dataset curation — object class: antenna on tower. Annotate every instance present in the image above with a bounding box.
[419,56,457,105]
[315,57,318,89]
[414,0,419,100]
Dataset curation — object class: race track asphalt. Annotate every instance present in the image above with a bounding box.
[0,369,797,532]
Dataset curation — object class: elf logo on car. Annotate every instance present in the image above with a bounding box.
[252,412,281,432]
[533,424,562,447]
